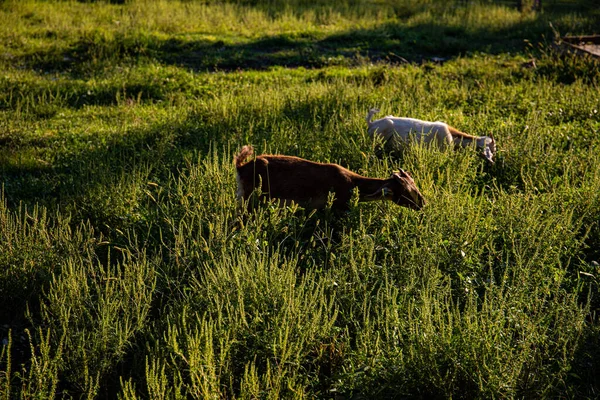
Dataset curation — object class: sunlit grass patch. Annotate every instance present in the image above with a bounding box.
[1,0,599,398]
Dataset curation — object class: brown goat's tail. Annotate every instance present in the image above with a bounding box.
[235,145,254,168]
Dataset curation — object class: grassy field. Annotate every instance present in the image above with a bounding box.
[1,0,599,398]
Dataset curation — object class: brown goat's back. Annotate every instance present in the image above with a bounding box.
[235,151,355,209]
[234,146,425,210]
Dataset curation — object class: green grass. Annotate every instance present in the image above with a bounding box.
[1,0,600,398]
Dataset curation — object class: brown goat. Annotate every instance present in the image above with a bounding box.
[235,145,425,211]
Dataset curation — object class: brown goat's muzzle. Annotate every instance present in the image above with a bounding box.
[414,197,426,210]
[405,195,426,211]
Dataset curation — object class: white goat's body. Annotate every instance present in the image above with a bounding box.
[368,116,454,148]
[366,108,496,163]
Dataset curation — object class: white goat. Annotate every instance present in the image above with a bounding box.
[366,108,496,163]
[235,145,426,211]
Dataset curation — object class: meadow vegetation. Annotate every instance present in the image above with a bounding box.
[1,0,599,398]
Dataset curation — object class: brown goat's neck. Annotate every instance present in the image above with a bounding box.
[352,175,388,200]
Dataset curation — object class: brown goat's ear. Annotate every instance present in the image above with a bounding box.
[393,169,412,180]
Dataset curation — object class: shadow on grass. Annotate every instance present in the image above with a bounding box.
[20,16,563,75]
[6,6,597,115]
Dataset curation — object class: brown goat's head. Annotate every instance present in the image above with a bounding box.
[364,169,425,210]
